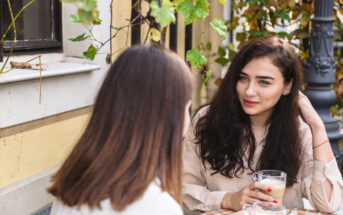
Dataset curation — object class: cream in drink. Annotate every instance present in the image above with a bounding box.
[259,178,286,205]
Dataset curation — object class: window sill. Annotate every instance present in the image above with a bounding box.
[0,53,105,128]
[0,53,100,84]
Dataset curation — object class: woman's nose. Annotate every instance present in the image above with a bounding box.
[245,83,257,96]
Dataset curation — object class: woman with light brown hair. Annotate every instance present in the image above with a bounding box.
[48,45,193,215]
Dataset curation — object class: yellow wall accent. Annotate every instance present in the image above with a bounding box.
[0,108,91,188]
[111,0,132,60]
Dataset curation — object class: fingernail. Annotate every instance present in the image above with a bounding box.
[273,200,277,203]
[267,188,272,192]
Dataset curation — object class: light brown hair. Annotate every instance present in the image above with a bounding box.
[48,45,193,210]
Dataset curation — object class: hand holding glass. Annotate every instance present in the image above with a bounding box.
[253,170,287,205]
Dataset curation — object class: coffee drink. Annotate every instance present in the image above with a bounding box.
[259,178,286,205]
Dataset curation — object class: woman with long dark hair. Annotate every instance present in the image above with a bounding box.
[183,36,343,214]
[48,45,193,215]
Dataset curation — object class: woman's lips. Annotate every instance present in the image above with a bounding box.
[243,99,259,107]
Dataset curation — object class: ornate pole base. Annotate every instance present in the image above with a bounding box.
[303,0,343,165]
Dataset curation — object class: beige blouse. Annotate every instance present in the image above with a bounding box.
[182,107,343,214]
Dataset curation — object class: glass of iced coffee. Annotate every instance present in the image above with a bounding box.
[253,170,287,205]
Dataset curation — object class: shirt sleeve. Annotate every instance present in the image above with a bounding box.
[300,123,343,213]
[182,110,227,213]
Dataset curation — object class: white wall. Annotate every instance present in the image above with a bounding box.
[0,0,112,128]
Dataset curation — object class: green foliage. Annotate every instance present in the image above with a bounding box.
[111,26,122,31]
[177,0,209,25]
[247,0,267,4]
[219,0,226,5]
[274,9,290,20]
[150,0,176,29]
[83,44,97,60]
[68,33,90,42]
[69,14,81,23]
[205,42,212,50]
[92,18,102,25]
[150,28,161,42]
[210,18,227,38]
[186,48,206,68]
[63,0,99,25]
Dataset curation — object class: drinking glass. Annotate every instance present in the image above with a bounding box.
[242,201,288,215]
[252,170,287,205]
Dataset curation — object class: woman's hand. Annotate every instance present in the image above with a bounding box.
[297,91,324,130]
[221,182,276,211]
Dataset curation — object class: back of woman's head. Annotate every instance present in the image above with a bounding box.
[48,45,192,210]
[196,36,302,186]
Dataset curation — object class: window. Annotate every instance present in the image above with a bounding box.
[1,0,62,54]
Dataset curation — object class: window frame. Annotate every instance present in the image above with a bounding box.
[1,0,62,53]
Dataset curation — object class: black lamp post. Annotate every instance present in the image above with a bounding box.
[303,0,343,164]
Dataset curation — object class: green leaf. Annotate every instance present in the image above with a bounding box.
[68,33,90,42]
[227,41,235,50]
[251,31,269,38]
[228,48,237,61]
[210,18,227,38]
[150,28,161,42]
[150,0,176,29]
[218,46,226,57]
[79,0,97,11]
[78,9,98,25]
[204,70,212,83]
[274,9,290,20]
[277,31,292,40]
[69,14,80,23]
[92,18,102,25]
[112,26,122,31]
[247,0,266,4]
[247,0,259,4]
[215,57,229,66]
[206,42,212,50]
[177,0,209,25]
[186,48,207,68]
[83,44,97,60]
[219,0,226,5]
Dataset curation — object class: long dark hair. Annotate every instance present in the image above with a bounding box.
[195,36,301,186]
[48,45,193,210]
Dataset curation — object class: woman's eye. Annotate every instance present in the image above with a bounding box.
[238,76,248,81]
[259,80,270,86]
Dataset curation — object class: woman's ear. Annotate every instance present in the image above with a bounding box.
[283,79,293,95]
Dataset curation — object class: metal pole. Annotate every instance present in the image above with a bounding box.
[303,0,343,165]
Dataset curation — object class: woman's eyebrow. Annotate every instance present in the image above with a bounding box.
[256,75,275,80]
[240,71,275,80]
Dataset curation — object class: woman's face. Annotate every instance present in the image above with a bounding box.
[236,57,292,122]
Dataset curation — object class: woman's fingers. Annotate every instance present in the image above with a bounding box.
[250,190,275,203]
[297,91,324,128]
[249,182,276,202]
[250,182,269,191]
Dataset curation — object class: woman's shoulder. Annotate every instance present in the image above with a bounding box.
[50,198,117,215]
[192,105,210,123]
[50,180,183,215]
[121,180,183,214]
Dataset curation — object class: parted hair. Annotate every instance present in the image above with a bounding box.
[195,36,301,186]
[48,45,193,210]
